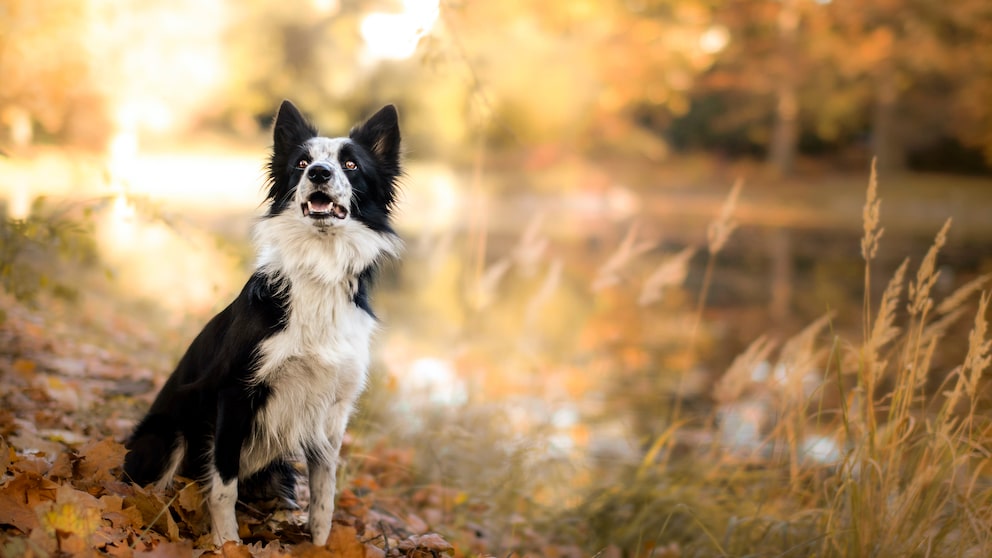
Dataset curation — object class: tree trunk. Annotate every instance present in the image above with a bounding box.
[769,0,800,176]
[769,83,799,176]
[871,56,905,172]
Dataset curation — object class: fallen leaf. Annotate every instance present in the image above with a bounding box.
[49,449,78,479]
[38,375,81,410]
[0,436,11,472]
[397,533,454,555]
[126,487,180,541]
[405,513,428,534]
[133,540,193,558]
[77,438,126,484]
[246,541,293,558]
[12,358,37,378]
[9,434,62,466]
[39,500,102,538]
[0,492,39,532]
[175,482,202,513]
[173,481,205,533]
[326,524,366,557]
[93,523,130,551]
[1,471,59,509]
[101,494,125,513]
[336,488,366,517]
[289,542,334,557]
[104,505,144,530]
[221,541,253,558]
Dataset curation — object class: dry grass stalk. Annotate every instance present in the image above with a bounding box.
[861,158,883,262]
[920,307,968,349]
[869,258,908,357]
[512,212,548,277]
[780,311,835,371]
[962,292,991,399]
[908,218,952,317]
[935,273,992,316]
[525,258,563,326]
[713,334,778,405]
[860,160,885,360]
[706,178,742,256]
[776,312,835,402]
[679,180,745,423]
[471,257,511,310]
[851,258,908,380]
[592,222,655,291]
[637,246,696,306]
[945,291,992,415]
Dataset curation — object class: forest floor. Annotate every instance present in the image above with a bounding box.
[0,287,466,558]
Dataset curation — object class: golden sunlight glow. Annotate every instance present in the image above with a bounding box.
[360,0,440,61]
[87,0,226,136]
[699,24,730,54]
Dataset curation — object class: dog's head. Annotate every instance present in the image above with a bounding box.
[265,100,401,235]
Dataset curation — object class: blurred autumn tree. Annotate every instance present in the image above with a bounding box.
[0,0,111,149]
[216,0,367,134]
[686,0,992,174]
[439,0,723,158]
[1,0,990,171]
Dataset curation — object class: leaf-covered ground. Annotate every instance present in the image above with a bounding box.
[0,292,459,557]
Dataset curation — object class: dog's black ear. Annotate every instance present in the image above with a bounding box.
[273,100,318,156]
[350,105,401,170]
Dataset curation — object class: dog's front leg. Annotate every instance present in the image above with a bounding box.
[208,469,240,545]
[210,388,250,546]
[308,401,354,546]
[306,439,338,546]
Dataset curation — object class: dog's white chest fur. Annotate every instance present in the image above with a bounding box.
[241,274,375,476]
[238,180,400,478]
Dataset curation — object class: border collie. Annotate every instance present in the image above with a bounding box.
[123,100,402,546]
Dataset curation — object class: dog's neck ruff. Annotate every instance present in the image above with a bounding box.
[252,214,401,287]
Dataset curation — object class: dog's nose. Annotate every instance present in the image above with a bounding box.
[307,162,333,184]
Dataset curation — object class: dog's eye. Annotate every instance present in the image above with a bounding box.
[296,158,310,169]
[343,160,358,171]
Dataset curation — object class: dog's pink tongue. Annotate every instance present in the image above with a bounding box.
[308,199,331,213]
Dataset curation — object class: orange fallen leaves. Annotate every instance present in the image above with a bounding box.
[1,297,459,557]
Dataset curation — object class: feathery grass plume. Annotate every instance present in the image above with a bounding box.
[592,222,655,290]
[848,258,908,377]
[962,292,991,398]
[908,218,951,317]
[868,258,909,362]
[512,212,548,277]
[637,246,696,306]
[676,180,745,423]
[945,291,992,414]
[780,311,835,372]
[861,158,883,262]
[935,273,992,315]
[470,257,511,310]
[920,307,968,349]
[525,258,563,326]
[706,178,742,256]
[860,159,884,350]
[919,263,989,349]
[775,312,835,400]
[713,335,778,405]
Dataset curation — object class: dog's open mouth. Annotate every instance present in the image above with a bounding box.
[302,192,348,220]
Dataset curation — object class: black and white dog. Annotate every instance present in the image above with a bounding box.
[123,100,402,546]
